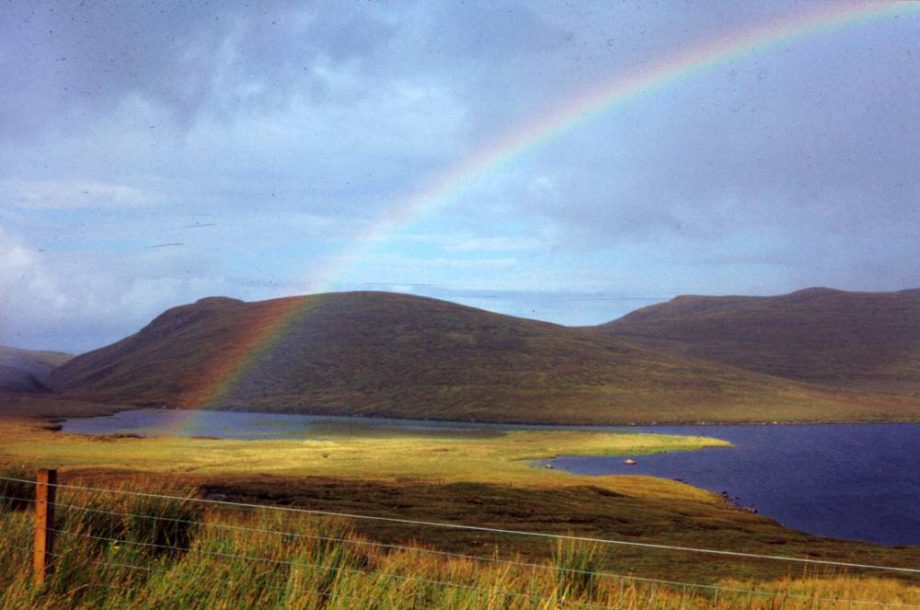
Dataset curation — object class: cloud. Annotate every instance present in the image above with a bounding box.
[0,2,415,139]
[3,180,150,209]
[0,228,233,352]
[442,237,544,253]
[0,1,917,351]
[0,228,61,307]
[485,12,920,290]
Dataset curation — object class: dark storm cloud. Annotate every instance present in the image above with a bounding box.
[0,1,400,137]
[1,1,917,351]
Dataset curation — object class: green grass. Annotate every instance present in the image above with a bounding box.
[601,287,920,395]
[48,291,916,424]
[0,416,917,586]
[1,476,917,609]
[0,463,34,511]
[0,416,730,485]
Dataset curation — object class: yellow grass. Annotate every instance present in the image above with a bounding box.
[1,482,917,609]
[0,417,727,493]
[1,413,917,606]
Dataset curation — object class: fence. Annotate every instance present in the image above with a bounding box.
[0,469,918,609]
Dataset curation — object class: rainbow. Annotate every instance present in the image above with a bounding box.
[167,1,915,425]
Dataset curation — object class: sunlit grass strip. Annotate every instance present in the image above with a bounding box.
[3,474,916,577]
[2,478,919,609]
[48,526,620,610]
[30,510,901,610]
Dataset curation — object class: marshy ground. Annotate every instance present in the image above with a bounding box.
[0,402,917,607]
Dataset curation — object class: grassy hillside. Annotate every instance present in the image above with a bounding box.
[49,292,913,424]
[597,288,920,396]
[0,345,72,393]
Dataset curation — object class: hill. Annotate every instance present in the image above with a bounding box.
[49,292,912,424]
[0,345,72,393]
[598,288,920,395]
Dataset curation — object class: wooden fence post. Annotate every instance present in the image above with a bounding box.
[33,468,57,587]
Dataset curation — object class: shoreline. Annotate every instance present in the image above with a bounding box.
[38,401,920,428]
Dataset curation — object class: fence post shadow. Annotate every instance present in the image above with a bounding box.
[33,468,57,588]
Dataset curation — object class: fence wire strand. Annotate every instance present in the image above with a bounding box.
[2,475,917,576]
[40,495,920,609]
[47,526,622,610]
[0,493,36,505]
[5,495,917,609]
[50,548,437,610]
[3,479,920,609]
[47,550,151,573]
[17,493,760,587]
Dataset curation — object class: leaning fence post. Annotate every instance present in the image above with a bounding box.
[33,468,57,587]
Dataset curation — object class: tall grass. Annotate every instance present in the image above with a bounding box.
[0,464,34,511]
[552,539,603,600]
[0,472,917,609]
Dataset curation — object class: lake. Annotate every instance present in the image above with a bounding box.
[58,408,512,439]
[544,424,920,546]
[60,410,920,546]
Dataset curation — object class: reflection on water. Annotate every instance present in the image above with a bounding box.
[59,408,509,440]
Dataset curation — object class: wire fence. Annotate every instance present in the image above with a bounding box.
[0,473,918,610]
[5,474,918,575]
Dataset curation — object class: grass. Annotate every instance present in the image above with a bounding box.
[48,291,918,424]
[0,475,917,609]
[601,287,920,395]
[0,463,34,511]
[0,415,917,586]
[0,416,730,485]
[0,392,128,420]
[1,402,917,607]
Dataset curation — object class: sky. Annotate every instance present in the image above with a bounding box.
[1,1,918,353]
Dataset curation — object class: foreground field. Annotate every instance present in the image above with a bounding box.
[0,475,918,610]
[1,412,918,574]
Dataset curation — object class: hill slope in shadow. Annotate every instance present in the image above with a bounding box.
[598,288,920,396]
[49,292,912,424]
[0,345,73,393]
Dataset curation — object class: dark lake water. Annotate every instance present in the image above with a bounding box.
[545,424,920,546]
[61,410,919,546]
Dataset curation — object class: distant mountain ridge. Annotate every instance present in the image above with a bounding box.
[597,287,920,395]
[0,346,73,393]
[48,291,902,425]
